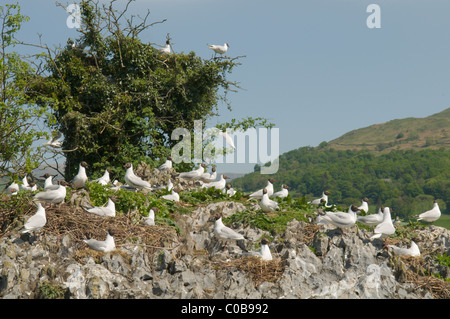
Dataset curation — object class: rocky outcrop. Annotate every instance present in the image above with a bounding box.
[0,201,449,299]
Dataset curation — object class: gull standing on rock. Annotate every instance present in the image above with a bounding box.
[72,161,89,189]
[83,230,116,253]
[316,205,359,234]
[123,162,152,190]
[212,213,246,251]
[370,207,396,244]
[248,178,278,200]
[260,188,279,213]
[416,200,441,224]
[83,198,116,217]
[271,184,291,199]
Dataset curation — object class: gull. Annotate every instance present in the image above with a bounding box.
[357,198,370,214]
[72,161,89,189]
[3,180,20,196]
[242,238,273,261]
[357,207,384,226]
[158,156,173,171]
[370,207,396,243]
[177,163,208,181]
[271,184,291,199]
[207,43,229,55]
[40,173,56,190]
[166,178,174,191]
[109,179,136,192]
[212,213,246,251]
[43,131,62,148]
[225,183,236,197]
[83,198,116,217]
[198,167,217,183]
[416,200,441,223]
[201,174,230,191]
[93,169,113,186]
[161,189,179,202]
[248,178,278,200]
[260,188,279,213]
[20,175,37,192]
[309,190,330,205]
[123,162,152,190]
[33,180,68,204]
[316,205,359,234]
[157,40,171,54]
[387,240,421,257]
[19,203,46,238]
[259,238,273,261]
[142,207,159,226]
[83,230,116,253]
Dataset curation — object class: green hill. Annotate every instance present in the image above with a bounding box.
[323,108,450,152]
[232,109,450,226]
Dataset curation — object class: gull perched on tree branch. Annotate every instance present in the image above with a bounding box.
[207,43,229,56]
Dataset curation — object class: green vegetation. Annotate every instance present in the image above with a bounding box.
[35,280,67,299]
[325,108,450,152]
[0,4,50,178]
[24,0,272,181]
[232,148,450,222]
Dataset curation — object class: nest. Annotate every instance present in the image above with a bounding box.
[213,256,284,287]
[2,199,179,261]
[299,223,321,244]
[393,255,450,299]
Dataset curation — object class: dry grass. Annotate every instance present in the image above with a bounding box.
[1,199,179,259]
[394,255,450,299]
[299,223,321,244]
[213,256,285,287]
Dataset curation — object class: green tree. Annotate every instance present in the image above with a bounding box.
[0,3,49,179]
[27,0,271,180]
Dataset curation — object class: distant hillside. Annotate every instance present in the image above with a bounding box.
[323,108,450,152]
[231,108,450,224]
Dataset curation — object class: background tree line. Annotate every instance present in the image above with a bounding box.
[232,147,450,219]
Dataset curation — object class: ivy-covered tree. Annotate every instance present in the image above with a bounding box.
[28,0,271,180]
[0,3,49,179]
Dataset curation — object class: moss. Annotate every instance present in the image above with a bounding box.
[35,280,68,299]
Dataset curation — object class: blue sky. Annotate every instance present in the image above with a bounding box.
[14,0,450,174]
